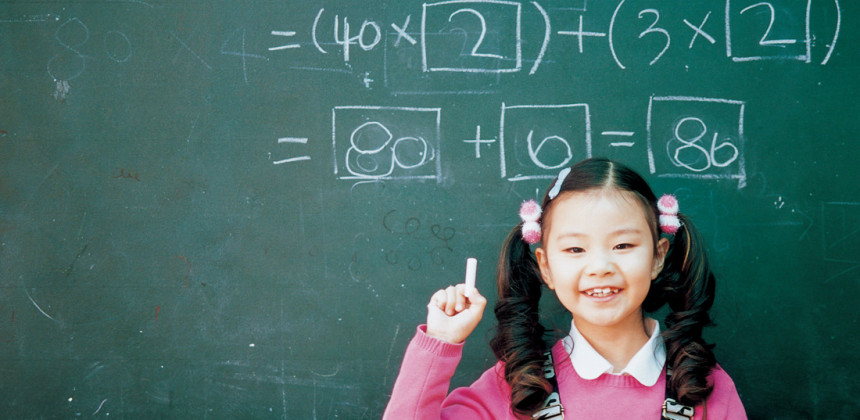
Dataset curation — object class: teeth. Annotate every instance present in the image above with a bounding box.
[586,288,619,297]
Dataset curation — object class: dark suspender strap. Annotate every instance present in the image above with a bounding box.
[662,368,695,420]
[529,351,696,420]
[532,351,564,420]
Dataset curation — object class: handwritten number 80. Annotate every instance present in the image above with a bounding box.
[668,117,739,172]
[48,18,132,81]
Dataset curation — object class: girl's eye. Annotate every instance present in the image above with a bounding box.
[614,243,635,250]
[565,247,585,253]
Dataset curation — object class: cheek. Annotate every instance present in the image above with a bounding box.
[546,258,586,288]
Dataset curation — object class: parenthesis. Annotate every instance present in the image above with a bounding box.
[821,0,841,65]
[349,259,361,282]
[608,0,627,69]
[382,209,397,233]
[529,1,550,75]
[313,7,328,54]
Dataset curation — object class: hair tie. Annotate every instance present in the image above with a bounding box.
[519,200,542,244]
[657,194,681,235]
[548,167,571,199]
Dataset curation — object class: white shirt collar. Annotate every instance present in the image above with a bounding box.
[562,318,666,386]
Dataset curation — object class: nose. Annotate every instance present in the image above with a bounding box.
[585,251,616,277]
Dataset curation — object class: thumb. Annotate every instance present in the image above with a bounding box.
[465,288,487,312]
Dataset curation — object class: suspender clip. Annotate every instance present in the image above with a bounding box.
[532,392,564,420]
[662,398,695,420]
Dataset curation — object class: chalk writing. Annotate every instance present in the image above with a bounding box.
[391,15,418,47]
[333,15,382,62]
[46,18,133,82]
[646,96,746,188]
[48,18,89,81]
[269,30,301,51]
[684,11,716,49]
[558,14,606,54]
[104,30,132,63]
[222,27,268,84]
[273,137,311,165]
[279,96,748,187]
[463,125,496,159]
[421,1,522,72]
[500,103,592,181]
[267,0,840,76]
[171,27,212,70]
[822,202,860,264]
[332,107,441,181]
[382,210,455,270]
[727,0,811,62]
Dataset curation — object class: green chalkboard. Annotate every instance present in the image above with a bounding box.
[1,0,857,418]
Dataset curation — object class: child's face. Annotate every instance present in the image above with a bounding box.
[535,189,669,336]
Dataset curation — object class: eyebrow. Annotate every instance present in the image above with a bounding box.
[555,228,644,239]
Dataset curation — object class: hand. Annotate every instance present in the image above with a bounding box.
[426,284,487,344]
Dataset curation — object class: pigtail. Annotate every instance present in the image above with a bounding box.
[658,213,717,407]
[489,225,551,415]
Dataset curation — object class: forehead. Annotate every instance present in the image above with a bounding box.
[544,189,653,231]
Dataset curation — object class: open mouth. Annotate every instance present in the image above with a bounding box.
[583,288,621,297]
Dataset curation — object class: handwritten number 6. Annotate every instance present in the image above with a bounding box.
[638,9,670,66]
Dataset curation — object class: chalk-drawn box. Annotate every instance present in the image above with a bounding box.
[332,106,441,181]
[500,103,592,181]
[646,96,746,188]
[822,202,860,263]
[727,0,811,62]
[422,0,522,73]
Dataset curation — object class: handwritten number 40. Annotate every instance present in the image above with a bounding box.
[669,117,739,173]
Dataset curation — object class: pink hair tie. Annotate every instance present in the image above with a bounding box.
[657,194,681,235]
[519,200,542,244]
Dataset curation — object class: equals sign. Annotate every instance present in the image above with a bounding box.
[602,131,635,147]
[273,137,311,165]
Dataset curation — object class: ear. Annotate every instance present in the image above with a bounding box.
[651,237,670,279]
[534,247,555,290]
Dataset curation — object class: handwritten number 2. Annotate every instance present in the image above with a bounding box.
[740,2,797,46]
[637,9,670,66]
[448,8,503,59]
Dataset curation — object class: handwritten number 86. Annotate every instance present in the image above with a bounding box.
[668,117,739,172]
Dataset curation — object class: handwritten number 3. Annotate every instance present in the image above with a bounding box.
[638,9,670,66]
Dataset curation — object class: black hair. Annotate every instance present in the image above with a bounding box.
[490,157,716,415]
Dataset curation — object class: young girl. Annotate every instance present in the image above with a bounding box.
[383,158,746,419]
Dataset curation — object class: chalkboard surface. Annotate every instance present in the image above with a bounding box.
[1,1,857,418]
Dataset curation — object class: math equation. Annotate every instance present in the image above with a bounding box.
[265,0,842,189]
[274,96,748,187]
[267,0,841,75]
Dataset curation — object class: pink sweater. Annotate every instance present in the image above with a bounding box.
[384,326,747,420]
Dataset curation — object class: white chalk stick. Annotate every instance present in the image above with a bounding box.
[464,258,477,296]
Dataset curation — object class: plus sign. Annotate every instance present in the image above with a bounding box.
[463,125,496,159]
[558,15,607,53]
